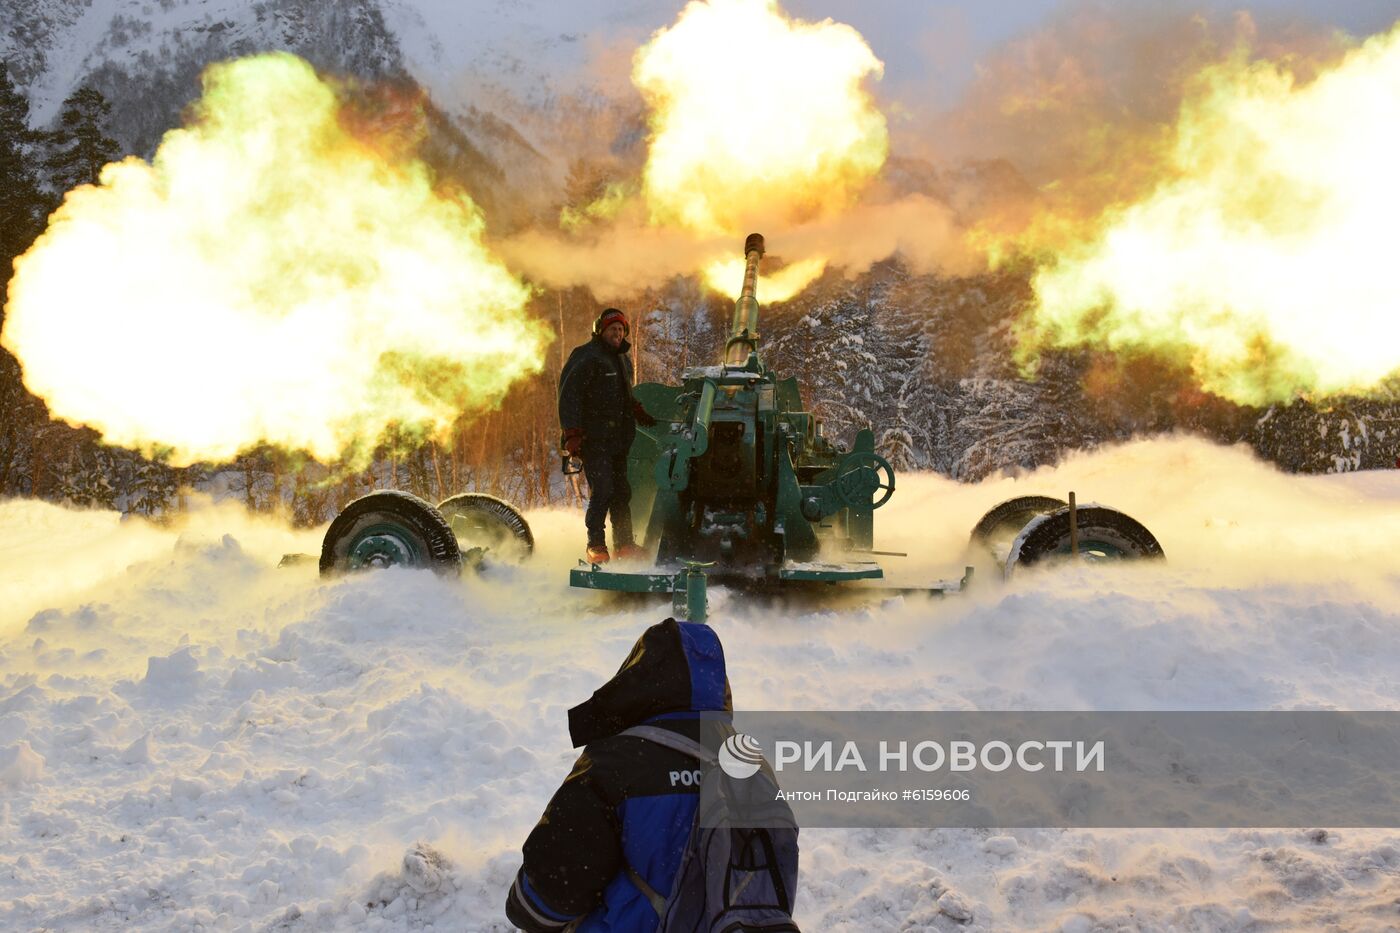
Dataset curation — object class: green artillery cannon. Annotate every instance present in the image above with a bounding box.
[634,234,891,571]
[569,233,952,609]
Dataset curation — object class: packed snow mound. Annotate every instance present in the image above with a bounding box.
[2,436,1400,930]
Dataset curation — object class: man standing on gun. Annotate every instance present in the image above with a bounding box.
[558,308,657,564]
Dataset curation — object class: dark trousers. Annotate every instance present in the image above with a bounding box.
[583,447,634,548]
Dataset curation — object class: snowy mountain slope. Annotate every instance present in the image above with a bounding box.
[0,0,95,92]
[3,437,1400,930]
[4,0,404,128]
[0,0,561,213]
[378,0,616,110]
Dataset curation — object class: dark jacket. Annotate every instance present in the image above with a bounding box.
[559,334,638,454]
[506,618,732,932]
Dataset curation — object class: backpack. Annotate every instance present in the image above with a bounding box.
[621,725,801,933]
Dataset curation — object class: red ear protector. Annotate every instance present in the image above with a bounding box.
[593,308,629,336]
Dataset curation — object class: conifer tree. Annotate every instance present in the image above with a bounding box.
[0,61,43,296]
[0,61,48,494]
[42,85,119,203]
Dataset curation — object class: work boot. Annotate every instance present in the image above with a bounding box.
[614,543,646,561]
[586,543,610,564]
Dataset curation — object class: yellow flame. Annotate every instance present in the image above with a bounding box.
[1027,23,1400,404]
[633,0,888,235]
[1,53,548,466]
[702,256,828,303]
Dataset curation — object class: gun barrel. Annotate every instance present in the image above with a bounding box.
[725,233,765,364]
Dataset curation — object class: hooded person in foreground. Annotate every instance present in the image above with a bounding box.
[505,618,733,931]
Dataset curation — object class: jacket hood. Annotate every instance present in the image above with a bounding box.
[568,618,731,747]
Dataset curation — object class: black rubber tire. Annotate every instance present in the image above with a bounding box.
[1005,505,1164,574]
[969,495,1068,546]
[436,493,534,561]
[319,490,461,577]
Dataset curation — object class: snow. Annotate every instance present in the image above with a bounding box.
[0,740,45,785]
[3,436,1400,930]
[22,0,124,125]
[12,0,663,126]
[23,0,259,125]
[983,835,1019,857]
[379,0,642,108]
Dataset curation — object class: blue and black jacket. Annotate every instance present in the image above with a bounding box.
[506,618,731,932]
[558,334,639,455]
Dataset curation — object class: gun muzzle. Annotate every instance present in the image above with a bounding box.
[725,233,765,365]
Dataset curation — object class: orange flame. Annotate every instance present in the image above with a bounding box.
[1,54,548,466]
[1024,23,1400,404]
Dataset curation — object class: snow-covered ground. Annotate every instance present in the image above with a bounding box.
[3,436,1400,931]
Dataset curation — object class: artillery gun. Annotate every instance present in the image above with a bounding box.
[314,233,1165,619]
[571,233,920,599]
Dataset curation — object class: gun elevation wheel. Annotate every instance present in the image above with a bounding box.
[319,491,461,577]
[436,493,534,562]
[1005,505,1164,575]
[835,451,895,509]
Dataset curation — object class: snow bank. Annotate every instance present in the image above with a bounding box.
[877,434,1400,586]
[1,436,1399,930]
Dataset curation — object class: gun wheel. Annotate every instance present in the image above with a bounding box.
[1005,505,1164,575]
[437,493,534,562]
[320,491,461,577]
[969,495,1068,547]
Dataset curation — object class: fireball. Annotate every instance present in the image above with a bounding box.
[1026,24,1400,404]
[634,0,887,236]
[1,53,548,466]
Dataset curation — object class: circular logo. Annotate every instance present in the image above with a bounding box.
[718,733,764,779]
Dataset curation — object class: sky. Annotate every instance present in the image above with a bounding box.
[788,0,1397,99]
[391,0,1400,113]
